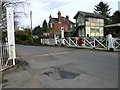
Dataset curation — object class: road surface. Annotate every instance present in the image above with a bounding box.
[3,44,118,88]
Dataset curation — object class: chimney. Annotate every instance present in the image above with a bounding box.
[49,15,52,19]
[66,15,69,20]
[58,11,61,22]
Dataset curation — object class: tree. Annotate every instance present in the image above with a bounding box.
[1,0,29,29]
[33,26,43,37]
[111,11,120,24]
[24,28,31,34]
[42,20,48,33]
[94,1,111,18]
[33,25,43,45]
[15,31,32,45]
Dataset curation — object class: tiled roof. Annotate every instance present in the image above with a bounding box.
[74,11,107,19]
[50,17,74,24]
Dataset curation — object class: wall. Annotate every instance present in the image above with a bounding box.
[50,22,73,35]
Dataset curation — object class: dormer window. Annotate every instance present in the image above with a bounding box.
[50,23,53,28]
[50,20,53,28]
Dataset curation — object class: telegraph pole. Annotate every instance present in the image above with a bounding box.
[30,11,33,44]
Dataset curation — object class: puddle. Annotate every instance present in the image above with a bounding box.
[41,64,82,80]
[58,70,80,79]
[2,78,8,84]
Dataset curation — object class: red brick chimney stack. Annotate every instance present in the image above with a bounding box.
[66,15,69,20]
[58,11,61,22]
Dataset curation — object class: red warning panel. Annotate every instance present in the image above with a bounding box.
[77,39,82,46]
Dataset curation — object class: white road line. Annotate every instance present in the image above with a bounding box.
[30,51,71,57]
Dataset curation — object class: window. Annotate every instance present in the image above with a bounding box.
[91,28,96,33]
[91,28,99,33]
[99,19,104,26]
[70,24,72,28]
[66,26,68,31]
[76,15,85,26]
[90,28,100,36]
[50,23,53,28]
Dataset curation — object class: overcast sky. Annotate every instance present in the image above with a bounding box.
[19,0,120,28]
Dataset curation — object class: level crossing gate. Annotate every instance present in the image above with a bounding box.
[64,36,120,51]
[41,27,120,52]
[0,7,16,71]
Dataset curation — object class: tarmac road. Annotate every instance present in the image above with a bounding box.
[3,44,118,88]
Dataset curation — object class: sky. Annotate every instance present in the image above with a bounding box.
[19,0,120,28]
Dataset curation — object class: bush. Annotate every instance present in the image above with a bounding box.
[15,31,32,45]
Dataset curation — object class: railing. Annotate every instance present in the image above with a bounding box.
[114,38,120,51]
[0,42,15,71]
[64,37,120,51]
[40,37,120,51]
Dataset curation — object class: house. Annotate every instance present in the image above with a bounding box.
[48,11,74,37]
[73,11,106,37]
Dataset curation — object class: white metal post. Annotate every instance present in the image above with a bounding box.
[0,46,2,70]
[61,27,65,45]
[93,38,96,48]
[54,34,58,45]
[0,0,2,70]
[75,37,78,46]
[6,7,16,65]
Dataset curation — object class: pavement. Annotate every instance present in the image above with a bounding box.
[2,44,118,88]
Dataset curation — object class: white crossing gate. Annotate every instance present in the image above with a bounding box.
[64,36,120,51]
[41,27,120,52]
[0,7,16,71]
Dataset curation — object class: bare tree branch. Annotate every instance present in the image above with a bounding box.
[1,0,30,29]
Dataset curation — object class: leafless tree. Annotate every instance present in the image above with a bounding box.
[1,0,30,30]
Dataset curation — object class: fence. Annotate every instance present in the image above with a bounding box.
[41,36,120,52]
[41,38,61,46]
[0,42,15,71]
[64,37,120,51]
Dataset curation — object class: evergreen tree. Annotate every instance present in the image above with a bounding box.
[111,11,120,24]
[33,25,43,44]
[33,25,43,37]
[94,1,111,18]
[42,20,48,33]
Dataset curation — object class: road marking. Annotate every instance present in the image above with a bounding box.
[29,51,71,57]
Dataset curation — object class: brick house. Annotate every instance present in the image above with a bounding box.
[48,11,74,37]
